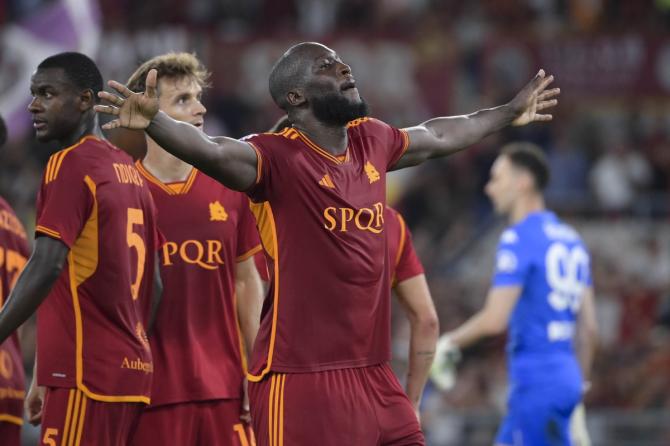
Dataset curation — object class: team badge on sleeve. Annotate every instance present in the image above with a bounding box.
[496,249,518,273]
[500,229,518,244]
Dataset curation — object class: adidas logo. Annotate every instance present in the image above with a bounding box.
[318,174,335,189]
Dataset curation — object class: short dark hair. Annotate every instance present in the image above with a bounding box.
[268,43,314,110]
[37,52,103,102]
[501,142,550,190]
[0,115,6,147]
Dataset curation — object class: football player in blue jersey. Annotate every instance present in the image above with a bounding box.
[432,142,598,446]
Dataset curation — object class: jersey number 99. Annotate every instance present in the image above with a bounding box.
[545,242,589,313]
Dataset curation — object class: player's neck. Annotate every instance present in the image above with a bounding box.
[142,139,193,183]
[294,119,348,155]
[510,195,545,224]
[59,114,103,148]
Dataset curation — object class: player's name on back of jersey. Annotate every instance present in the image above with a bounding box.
[543,222,579,241]
[112,163,144,187]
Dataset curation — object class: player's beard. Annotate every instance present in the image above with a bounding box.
[311,92,370,127]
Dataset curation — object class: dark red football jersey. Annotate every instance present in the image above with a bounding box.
[35,136,160,403]
[245,118,409,378]
[136,161,261,406]
[0,197,29,425]
[385,206,424,285]
[254,251,270,283]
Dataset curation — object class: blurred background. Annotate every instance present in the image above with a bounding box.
[1,0,669,444]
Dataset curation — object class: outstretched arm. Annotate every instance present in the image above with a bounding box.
[95,70,258,191]
[0,237,68,343]
[394,70,559,169]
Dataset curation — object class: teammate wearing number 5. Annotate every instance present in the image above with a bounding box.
[0,52,163,446]
[431,143,598,446]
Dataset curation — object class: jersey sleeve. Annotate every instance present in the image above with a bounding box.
[35,153,93,247]
[394,214,424,283]
[243,134,274,203]
[491,228,531,287]
[235,198,262,262]
[362,118,409,171]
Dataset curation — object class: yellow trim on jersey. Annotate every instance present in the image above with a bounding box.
[135,160,199,195]
[394,211,407,269]
[391,129,410,168]
[278,374,285,446]
[345,117,370,128]
[392,210,407,285]
[60,389,75,446]
[232,291,249,375]
[247,142,264,186]
[45,136,99,184]
[66,390,82,446]
[268,376,276,446]
[135,161,176,195]
[36,225,62,239]
[181,168,198,194]
[0,414,23,425]
[318,174,335,189]
[166,183,184,193]
[268,374,286,446]
[296,130,349,164]
[248,202,275,260]
[45,153,58,185]
[236,244,262,263]
[68,177,150,404]
[73,393,87,446]
[247,203,280,383]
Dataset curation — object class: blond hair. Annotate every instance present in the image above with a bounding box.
[126,52,210,94]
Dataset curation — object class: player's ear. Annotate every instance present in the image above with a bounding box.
[79,89,95,111]
[286,89,306,107]
[519,171,534,192]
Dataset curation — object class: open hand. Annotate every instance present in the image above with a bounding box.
[509,69,560,127]
[94,69,159,130]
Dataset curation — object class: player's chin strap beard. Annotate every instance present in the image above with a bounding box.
[310,93,370,127]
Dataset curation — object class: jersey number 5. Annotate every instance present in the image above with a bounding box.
[545,242,589,313]
[127,208,146,300]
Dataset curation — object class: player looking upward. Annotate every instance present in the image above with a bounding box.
[125,52,263,446]
[431,143,598,446]
[261,111,439,425]
[0,52,162,446]
[96,42,559,445]
[0,115,30,446]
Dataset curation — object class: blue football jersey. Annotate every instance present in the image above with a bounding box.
[492,211,592,359]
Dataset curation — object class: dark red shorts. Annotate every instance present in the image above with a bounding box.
[40,387,143,446]
[0,420,21,446]
[248,363,424,446]
[130,399,255,446]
